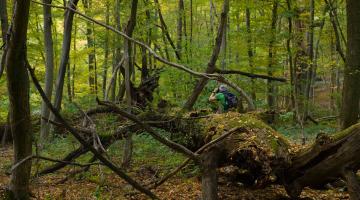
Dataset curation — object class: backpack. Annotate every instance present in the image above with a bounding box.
[221,91,238,108]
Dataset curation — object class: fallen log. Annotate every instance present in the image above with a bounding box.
[34,107,360,199]
[283,123,360,199]
[140,111,360,199]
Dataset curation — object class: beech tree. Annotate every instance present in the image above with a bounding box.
[340,0,360,129]
[4,0,32,198]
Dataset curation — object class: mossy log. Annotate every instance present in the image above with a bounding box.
[35,109,360,199]
[283,123,360,199]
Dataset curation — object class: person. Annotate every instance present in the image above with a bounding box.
[209,85,229,113]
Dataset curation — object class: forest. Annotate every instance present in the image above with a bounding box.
[0,0,360,199]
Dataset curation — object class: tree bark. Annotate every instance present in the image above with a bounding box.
[286,0,295,111]
[267,0,279,110]
[40,0,55,144]
[154,0,181,61]
[183,0,229,110]
[0,0,8,42]
[343,170,360,200]
[201,148,221,200]
[102,0,110,97]
[122,0,138,168]
[177,0,184,59]
[109,0,121,101]
[245,2,256,101]
[82,0,96,94]
[0,0,8,79]
[5,0,32,198]
[340,0,360,129]
[52,0,79,115]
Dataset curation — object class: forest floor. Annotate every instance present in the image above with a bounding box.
[0,135,350,200]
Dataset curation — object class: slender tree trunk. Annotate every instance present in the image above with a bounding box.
[52,0,79,115]
[286,0,295,110]
[154,0,181,61]
[245,2,256,101]
[340,0,360,129]
[82,0,96,93]
[183,0,229,110]
[325,0,346,63]
[40,0,55,144]
[209,0,215,35]
[177,0,184,59]
[72,19,77,98]
[66,62,72,102]
[267,0,279,110]
[0,0,8,42]
[102,0,110,97]
[5,0,32,198]
[122,0,138,168]
[110,0,121,101]
[0,0,9,79]
[303,0,315,117]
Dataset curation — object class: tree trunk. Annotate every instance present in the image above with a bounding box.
[154,0,181,61]
[183,0,229,110]
[40,0,55,144]
[51,0,79,115]
[267,0,279,110]
[122,0,138,168]
[343,170,360,200]
[66,62,72,102]
[340,0,360,129]
[102,0,110,97]
[110,0,121,101]
[201,148,221,200]
[177,0,184,60]
[0,0,8,78]
[82,0,96,94]
[0,0,8,42]
[245,2,256,101]
[286,0,295,111]
[5,0,32,198]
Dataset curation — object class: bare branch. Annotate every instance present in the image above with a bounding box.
[215,68,287,82]
[27,65,159,199]
[97,99,199,161]
[11,155,101,172]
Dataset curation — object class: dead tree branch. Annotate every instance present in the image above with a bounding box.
[28,65,159,199]
[97,100,199,161]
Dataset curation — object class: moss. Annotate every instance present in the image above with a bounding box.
[196,112,291,156]
[331,123,360,141]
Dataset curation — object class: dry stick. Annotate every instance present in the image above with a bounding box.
[31,0,255,110]
[152,127,244,188]
[11,155,101,172]
[97,100,198,161]
[27,66,159,199]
